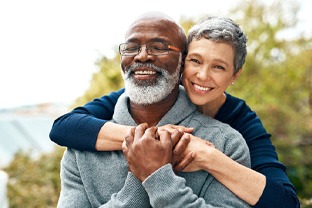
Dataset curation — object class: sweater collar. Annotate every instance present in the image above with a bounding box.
[112,86,197,126]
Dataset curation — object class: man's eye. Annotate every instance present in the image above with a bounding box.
[150,43,167,51]
[151,46,167,51]
[125,46,139,52]
[152,46,167,51]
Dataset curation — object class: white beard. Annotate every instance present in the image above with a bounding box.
[122,54,182,105]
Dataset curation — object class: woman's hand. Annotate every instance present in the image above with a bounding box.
[157,126,195,172]
[174,134,215,172]
[158,124,193,146]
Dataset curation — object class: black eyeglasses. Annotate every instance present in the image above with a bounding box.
[119,41,181,56]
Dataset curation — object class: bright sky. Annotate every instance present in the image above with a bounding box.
[0,0,311,109]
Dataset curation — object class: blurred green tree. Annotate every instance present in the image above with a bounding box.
[4,147,65,208]
[72,54,124,108]
[225,0,312,199]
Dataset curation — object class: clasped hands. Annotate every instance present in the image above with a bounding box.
[122,123,215,182]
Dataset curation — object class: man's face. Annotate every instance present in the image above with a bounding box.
[120,18,182,105]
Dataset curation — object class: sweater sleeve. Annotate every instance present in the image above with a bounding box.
[216,93,299,208]
[57,149,92,208]
[143,164,250,208]
[58,148,150,208]
[49,88,125,151]
[99,172,151,208]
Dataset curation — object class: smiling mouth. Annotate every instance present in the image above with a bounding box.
[134,70,157,75]
[193,83,213,91]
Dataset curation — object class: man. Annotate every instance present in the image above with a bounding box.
[57,12,250,207]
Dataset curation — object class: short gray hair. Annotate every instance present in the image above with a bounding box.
[188,17,247,74]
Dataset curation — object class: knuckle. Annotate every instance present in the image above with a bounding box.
[174,166,182,172]
[172,149,181,159]
[124,135,130,140]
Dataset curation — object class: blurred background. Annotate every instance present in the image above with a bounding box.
[0,0,311,207]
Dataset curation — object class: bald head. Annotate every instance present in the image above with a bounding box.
[134,12,175,22]
[125,12,187,54]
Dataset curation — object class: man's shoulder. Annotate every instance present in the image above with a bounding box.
[190,111,234,130]
[63,148,123,162]
[188,112,247,149]
[188,112,250,166]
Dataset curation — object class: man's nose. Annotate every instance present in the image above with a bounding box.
[134,45,155,62]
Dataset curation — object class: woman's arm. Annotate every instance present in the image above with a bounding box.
[96,122,132,151]
[206,151,266,206]
[96,123,194,151]
[185,133,299,208]
[49,88,125,151]
[176,134,265,206]
[50,87,193,151]
[215,93,299,207]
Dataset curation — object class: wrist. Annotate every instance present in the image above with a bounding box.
[96,122,133,151]
[199,147,219,171]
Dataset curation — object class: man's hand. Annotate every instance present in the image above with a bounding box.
[158,124,196,172]
[122,123,173,182]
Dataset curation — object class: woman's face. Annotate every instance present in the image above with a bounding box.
[182,38,241,107]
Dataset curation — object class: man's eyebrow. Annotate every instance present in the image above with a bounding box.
[125,38,139,43]
[150,37,167,42]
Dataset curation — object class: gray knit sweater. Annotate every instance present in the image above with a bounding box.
[57,87,251,207]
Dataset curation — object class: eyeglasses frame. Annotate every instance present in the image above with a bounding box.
[119,41,181,56]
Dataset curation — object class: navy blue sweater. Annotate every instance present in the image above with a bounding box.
[50,88,299,207]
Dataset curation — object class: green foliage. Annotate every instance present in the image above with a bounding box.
[72,55,124,108]
[4,147,65,208]
[226,0,312,200]
[179,16,198,34]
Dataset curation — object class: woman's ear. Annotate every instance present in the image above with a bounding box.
[234,68,243,81]
[231,68,243,85]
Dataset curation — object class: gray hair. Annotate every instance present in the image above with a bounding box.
[188,17,247,74]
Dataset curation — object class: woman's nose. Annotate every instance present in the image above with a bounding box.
[196,67,211,80]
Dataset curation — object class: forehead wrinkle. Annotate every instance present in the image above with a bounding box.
[125,37,169,44]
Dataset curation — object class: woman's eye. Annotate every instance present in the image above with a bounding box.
[215,65,225,70]
[189,58,200,64]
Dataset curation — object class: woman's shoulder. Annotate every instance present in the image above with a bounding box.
[217,92,269,139]
[216,92,253,121]
[224,92,247,107]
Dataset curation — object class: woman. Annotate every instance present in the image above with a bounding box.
[50,17,299,207]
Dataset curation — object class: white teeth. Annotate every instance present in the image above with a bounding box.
[134,71,156,75]
[194,84,211,91]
